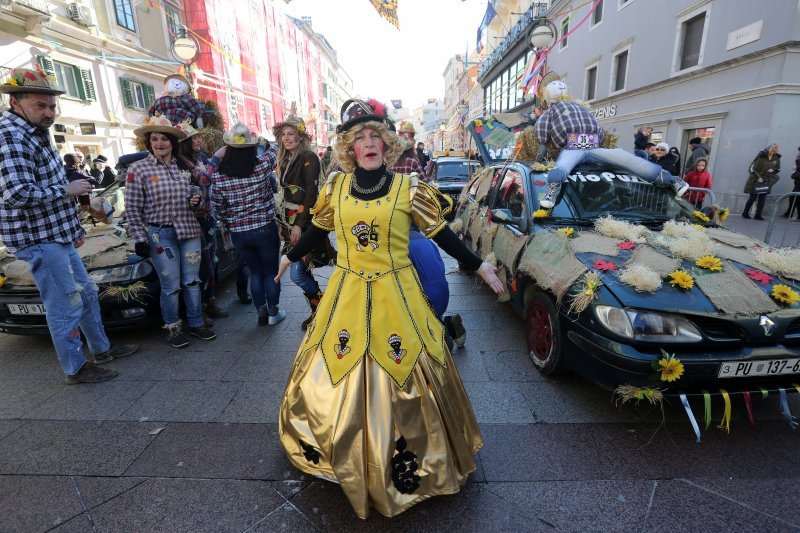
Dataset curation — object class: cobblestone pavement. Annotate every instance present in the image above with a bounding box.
[1,218,799,532]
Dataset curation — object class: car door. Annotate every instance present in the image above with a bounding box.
[488,166,529,236]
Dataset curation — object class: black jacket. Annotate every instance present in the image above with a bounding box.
[633,131,650,150]
[649,153,678,175]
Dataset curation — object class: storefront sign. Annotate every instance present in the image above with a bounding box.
[591,104,617,119]
[726,20,762,51]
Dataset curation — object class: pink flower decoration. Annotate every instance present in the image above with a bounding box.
[744,269,774,285]
[593,259,619,272]
[616,241,636,250]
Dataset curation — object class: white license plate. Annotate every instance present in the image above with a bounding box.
[7,303,46,315]
[718,358,800,378]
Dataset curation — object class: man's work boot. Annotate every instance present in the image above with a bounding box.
[301,290,323,331]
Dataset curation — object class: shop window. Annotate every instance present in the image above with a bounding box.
[119,78,155,110]
[592,0,603,26]
[113,0,136,32]
[611,49,628,93]
[679,13,706,70]
[585,65,598,101]
[38,56,95,101]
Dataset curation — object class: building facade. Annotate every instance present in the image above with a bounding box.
[442,53,481,151]
[1,0,182,161]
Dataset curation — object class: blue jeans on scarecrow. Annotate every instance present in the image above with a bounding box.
[14,243,111,376]
[146,226,204,329]
[547,148,676,186]
[230,221,281,314]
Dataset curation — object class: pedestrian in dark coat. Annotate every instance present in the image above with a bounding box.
[648,142,679,175]
[742,143,781,220]
[783,147,800,219]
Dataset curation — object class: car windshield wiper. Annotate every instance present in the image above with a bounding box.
[538,216,595,227]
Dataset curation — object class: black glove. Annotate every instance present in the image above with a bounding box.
[535,144,548,162]
[134,241,151,258]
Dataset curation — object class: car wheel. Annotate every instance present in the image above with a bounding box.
[525,291,566,375]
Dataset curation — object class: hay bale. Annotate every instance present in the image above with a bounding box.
[752,247,800,278]
[2,259,35,286]
[618,264,662,292]
[594,215,649,243]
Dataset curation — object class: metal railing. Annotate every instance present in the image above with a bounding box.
[684,187,716,210]
[764,192,800,247]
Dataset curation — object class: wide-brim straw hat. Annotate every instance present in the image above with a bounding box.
[1,67,65,95]
[163,73,191,87]
[398,120,416,134]
[272,115,310,140]
[537,71,562,103]
[175,121,199,141]
[223,122,259,148]
[133,115,187,139]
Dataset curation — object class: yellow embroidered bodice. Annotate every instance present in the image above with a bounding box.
[303,172,452,387]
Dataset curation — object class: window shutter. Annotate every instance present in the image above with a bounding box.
[144,84,156,108]
[120,78,134,108]
[37,55,55,77]
[79,68,96,100]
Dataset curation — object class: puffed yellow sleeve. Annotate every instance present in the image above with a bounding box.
[411,181,453,238]
[310,172,338,231]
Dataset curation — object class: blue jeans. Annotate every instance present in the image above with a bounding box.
[146,226,203,328]
[14,243,110,376]
[290,260,320,295]
[408,230,449,318]
[230,221,281,313]
[548,148,675,185]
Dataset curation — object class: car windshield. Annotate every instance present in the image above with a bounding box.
[553,172,696,221]
[435,161,481,180]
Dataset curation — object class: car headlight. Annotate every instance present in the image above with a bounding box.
[595,306,702,343]
[89,260,153,284]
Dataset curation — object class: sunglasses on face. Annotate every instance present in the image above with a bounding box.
[655,148,666,151]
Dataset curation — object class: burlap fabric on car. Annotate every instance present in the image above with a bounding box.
[518,232,587,300]
[694,262,779,315]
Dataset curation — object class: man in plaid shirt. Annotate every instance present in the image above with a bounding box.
[389,121,428,180]
[534,72,687,209]
[0,69,136,384]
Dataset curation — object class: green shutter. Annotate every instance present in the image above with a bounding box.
[144,83,156,108]
[120,78,134,108]
[79,68,95,100]
[37,55,55,77]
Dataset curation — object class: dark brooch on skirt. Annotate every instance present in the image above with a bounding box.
[299,439,320,465]
[391,436,420,494]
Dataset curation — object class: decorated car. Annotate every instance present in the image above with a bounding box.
[453,114,800,437]
[0,159,240,334]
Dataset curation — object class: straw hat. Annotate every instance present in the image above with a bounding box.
[537,71,562,103]
[175,121,199,141]
[163,73,191,87]
[398,121,416,134]
[133,115,187,139]
[272,115,309,140]
[0,67,65,95]
[223,122,259,148]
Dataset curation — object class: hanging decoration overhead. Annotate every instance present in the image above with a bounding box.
[369,0,400,29]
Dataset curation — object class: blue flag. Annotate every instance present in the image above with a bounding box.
[476,1,497,52]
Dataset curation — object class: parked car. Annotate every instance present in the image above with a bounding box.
[453,160,800,392]
[429,157,481,203]
[0,155,240,335]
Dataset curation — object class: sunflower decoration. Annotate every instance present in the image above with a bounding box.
[567,272,603,315]
[695,255,723,272]
[770,284,800,306]
[719,207,729,222]
[667,270,694,290]
[692,210,710,223]
[614,384,664,406]
[557,227,576,238]
[0,275,6,288]
[231,134,247,145]
[296,122,306,134]
[654,349,684,383]
[5,77,18,86]
[533,208,550,219]
[690,224,707,232]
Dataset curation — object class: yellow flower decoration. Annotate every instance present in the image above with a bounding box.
[0,276,6,288]
[693,210,710,223]
[473,119,483,127]
[5,77,18,86]
[771,284,800,306]
[667,270,694,290]
[296,123,305,134]
[533,209,550,219]
[232,134,246,145]
[695,255,723,272]
[655,351,684,382]
[719,208,729,222]
[690,224,707,232]
[557,227,575,238]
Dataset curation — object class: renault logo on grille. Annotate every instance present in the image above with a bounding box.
[759,316,776,336]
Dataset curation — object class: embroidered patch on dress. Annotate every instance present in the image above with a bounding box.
[387,333,407,364]
[335,329,352,359]
[351,219,380,252]
[391,436,420,494]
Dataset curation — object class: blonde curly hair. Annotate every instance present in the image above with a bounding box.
[333,121,405,173]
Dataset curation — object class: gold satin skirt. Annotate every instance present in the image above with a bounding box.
[278,342,483,519]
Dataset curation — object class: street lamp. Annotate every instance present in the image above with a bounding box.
[171,28,200,68]
[456,100,469,151]
[528,21,556,50]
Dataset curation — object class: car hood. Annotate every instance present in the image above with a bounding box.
[0,225,133,287]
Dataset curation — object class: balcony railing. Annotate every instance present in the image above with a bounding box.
[478,2,548,82]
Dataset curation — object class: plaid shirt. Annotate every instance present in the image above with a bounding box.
[147,94,205,126]
[534,101,605,149]
[125,154,203,242]
[0,111,83,253]
[390,153,427,180]
[210,146,278,232]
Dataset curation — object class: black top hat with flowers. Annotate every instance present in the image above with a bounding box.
[337,98,388,133]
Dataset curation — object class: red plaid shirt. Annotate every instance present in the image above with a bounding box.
[125,154,203,242]
[210,147,278,232]
[147,94,205,126]
[390,154,427,180]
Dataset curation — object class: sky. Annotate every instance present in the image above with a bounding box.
[283,0,489,110]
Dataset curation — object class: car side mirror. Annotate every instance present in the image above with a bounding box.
[490,208,521,225]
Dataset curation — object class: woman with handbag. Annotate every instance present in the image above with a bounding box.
[742,143,781,220]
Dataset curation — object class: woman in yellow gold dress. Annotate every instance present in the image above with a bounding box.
[274,98,503,519]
